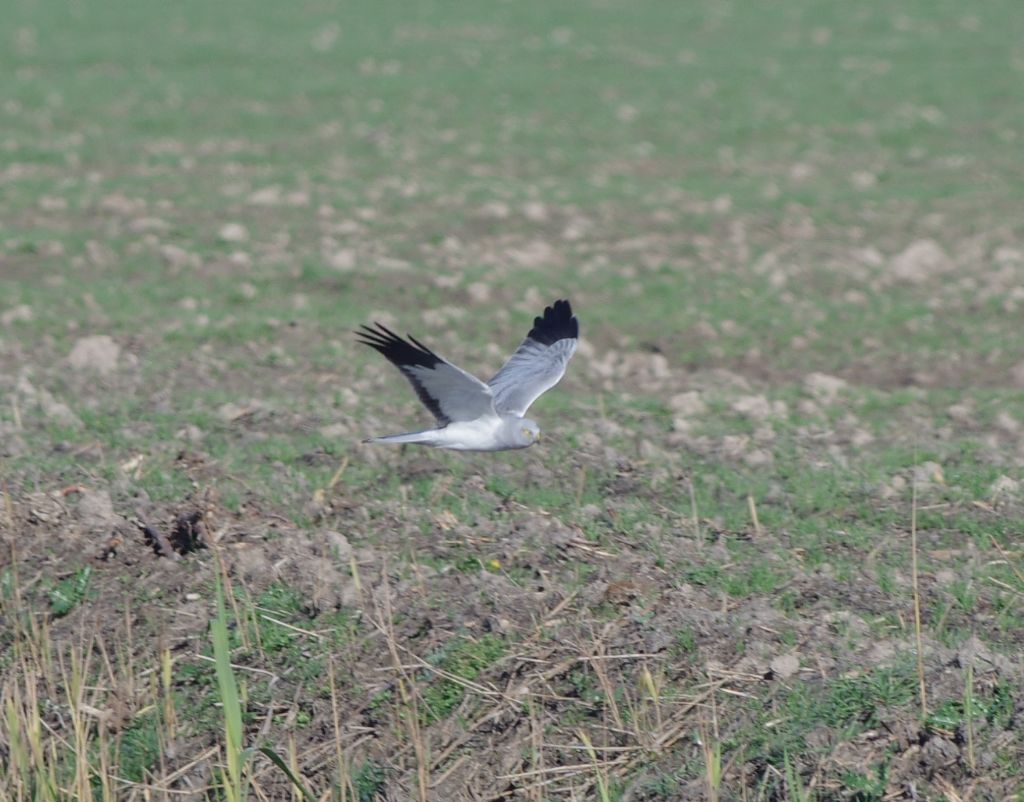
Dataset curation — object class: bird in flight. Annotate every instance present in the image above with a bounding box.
[357,299,578,451]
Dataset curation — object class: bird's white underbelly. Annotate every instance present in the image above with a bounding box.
[437,417,511,451]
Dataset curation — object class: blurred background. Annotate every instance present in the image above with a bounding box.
[2,1,1023,799]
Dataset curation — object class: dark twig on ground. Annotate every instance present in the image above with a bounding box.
[137,520,179,559]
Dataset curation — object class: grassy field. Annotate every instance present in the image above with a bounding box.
[2,0,1024,799]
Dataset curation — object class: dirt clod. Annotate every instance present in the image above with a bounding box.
[890,239,954,283]
[170,511,207,555]
[67,335,121,375]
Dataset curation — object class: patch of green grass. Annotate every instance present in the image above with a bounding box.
[824,668,918,729]
[421,634,506,724]
[351,759,387,802]
[257,583,305,615]
[567,666,606,707]
[117,711,162,783]
[670,627,699,661]
[680,561,723,589]
[925,678,1017,735]
[636,770,685,800]
[841,758,891,802]
[48,567,92,618]
[723,559,787,597]
[739,663,920,769]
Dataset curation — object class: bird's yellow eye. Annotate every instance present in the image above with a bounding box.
[522,428,530,438]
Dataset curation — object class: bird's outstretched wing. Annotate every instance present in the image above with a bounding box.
[488,299,578,417]
[357,324,496,426]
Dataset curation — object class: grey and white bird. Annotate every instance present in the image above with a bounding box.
[357,299,578,451]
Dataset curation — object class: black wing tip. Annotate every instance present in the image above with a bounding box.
[354,321,388,344]
[355,321,400,342]
[528,298,578,345]
[356,321,449,424]
[355,321,441,368]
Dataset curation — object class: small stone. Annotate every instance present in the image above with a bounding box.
[647,353,670,380]
[68,335,121,375]
[638,439,664,460]
[867,639,898,665]
[522,201,548,222]
[711,195,732,213]
[850,428,874,447]
[326,248,356,271]
[669,391,705,417]
[721,435,749,459]
[247,185,282,205]
[890,239,953,283]
[562,216,593,241]
[1,304,33,325]
[789,162,816,182]
[85,240,114,266]
[377,256,411,272]
[175,424,204,442]
[946,402,973,423]
[478,201,509,219]
[0,429,27,457]
[217,400,266,421]
[218,223,249,243]
[804,372,846,403]
[732,394,773,420]
[311,23,341,52]
[745,448,774,467]
[644,629,674,653]
[40,392,81,427]
[227,251,251,269]
[319,422,349,438]
[989,475,1019,498]
[185,592,201,602]
[956,635,1012,673]
[467,282,491,303]
[850,170,877,190]
[770,653,800,680]
[39,195,68,211]
[993,246,1023,266]
[77,489,117,532]
[159,243,195,269]
[921,735,959,772]
[995,412,1020,433]
[797,399,821,417]
[325,530,353,561]
[912,461,944,486]
[854,246,885,267]
[128,217,169,234]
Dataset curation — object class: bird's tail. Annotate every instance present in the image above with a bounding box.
[362,429,440,446]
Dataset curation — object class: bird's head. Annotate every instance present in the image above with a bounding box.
[519,419,541,445]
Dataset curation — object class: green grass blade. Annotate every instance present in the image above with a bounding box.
[257,747,318,801]
[212,581,247,801]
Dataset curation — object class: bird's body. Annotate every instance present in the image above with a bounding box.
[366,416,539,451]
[357,299,578,452]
